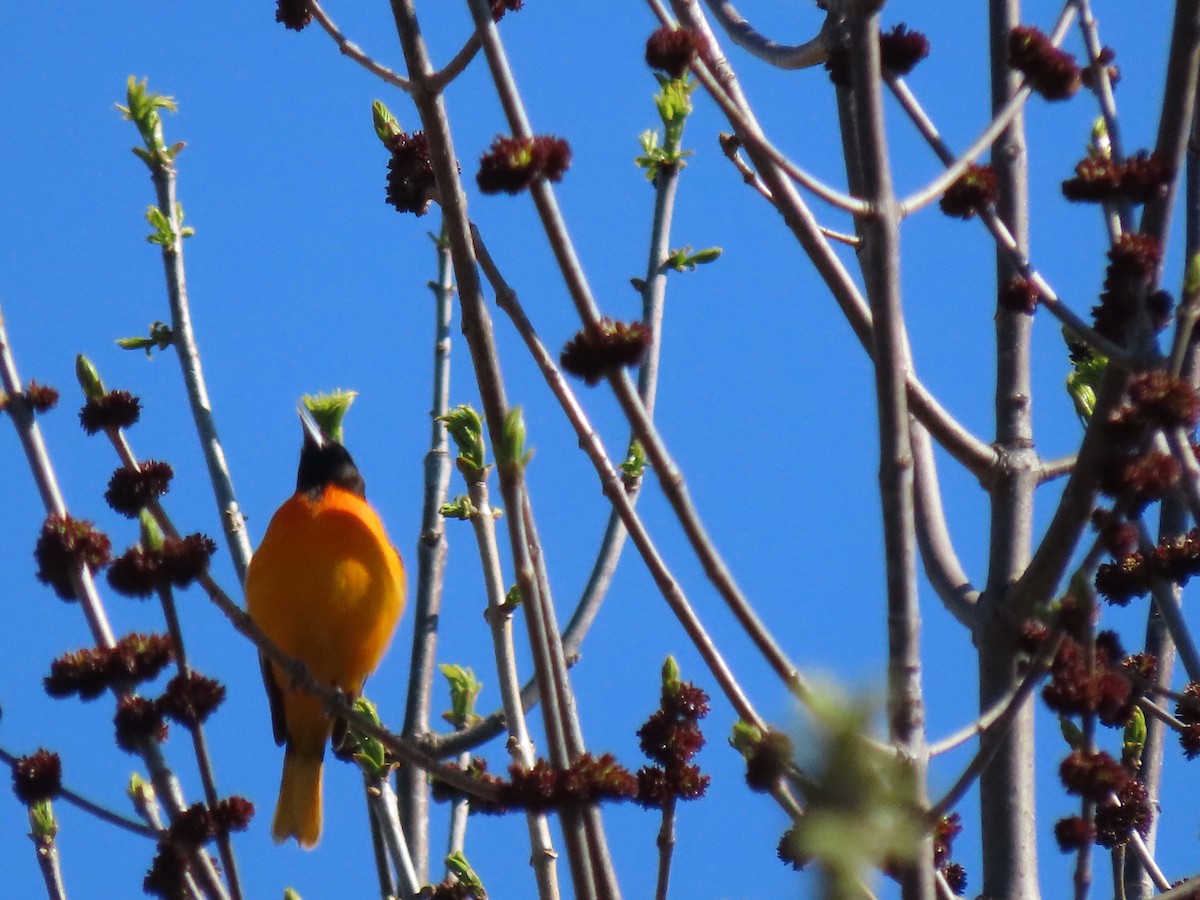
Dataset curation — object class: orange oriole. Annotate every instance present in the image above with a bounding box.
[245,410,406,848]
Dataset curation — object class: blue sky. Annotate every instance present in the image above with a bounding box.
[0,2,1194,898]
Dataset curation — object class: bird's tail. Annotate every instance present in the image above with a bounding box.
[273,750,323,848]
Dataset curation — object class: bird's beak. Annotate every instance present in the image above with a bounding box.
[297,405,327,448]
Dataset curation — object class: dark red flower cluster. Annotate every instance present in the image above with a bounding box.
[275,0,311,31]
[141,806,249,900]
[7,381,60,414]
[45,632,174,701]
[825,24,930,86]
[163,797,253,843]
[12,749,62,805]
[105,461,174,518]
[1125,370,1200,430]
[744,729,794,792]
[1081,46,1120,90]
[1062,152,1170,205]
[879,24,930,75]
[114,695,169,752]
[1009,25,1082,100]
[169,803,217,847]
[143,842,189,900]
[417,881,482,900]
[214,796,255,832]
[998,276,1039,315]
[635,678,710,808]
[79,390,142,435]
[645,26,699,79]
[1042,633,1138,726]
[490,0,522,22]
[1174,683,1200,759]
[942,863,968,893]
[107,533,216,598]
[34,514,111,600]
[1057,750,1151,848]
[939,164,998,219]
[1096,449,1179,512]
[385,132,438,217]
[933,813,968,891]
[1092,234,1164,344]
[1054,815,1095,851]
[504,754,637,811]
[1094,530,1200,604]
[477,135,571,195]
[560,319,652,386]
[432,753,638,814]
[160,672,226,728]
[777,825,808,870]
[1092,509,1139,560]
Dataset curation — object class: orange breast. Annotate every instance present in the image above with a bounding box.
[246,486,406,695]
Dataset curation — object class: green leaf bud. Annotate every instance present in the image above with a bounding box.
[75,355,106,401]
[302,390,358,444]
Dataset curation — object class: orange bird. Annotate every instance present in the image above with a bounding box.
[245,410,406,847]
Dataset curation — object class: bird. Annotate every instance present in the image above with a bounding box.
[245,408,406,848]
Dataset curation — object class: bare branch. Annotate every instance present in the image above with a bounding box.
[699,0,831,69]
[310,0,411,91]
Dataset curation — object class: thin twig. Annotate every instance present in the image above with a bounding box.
[460,453,560,899]
[473,226,768,734]
[652,0,995,478]
[428,33,482,93]
[145,155,253,584]
[397,223,457,883]
[700,0,830,69]
[886,71,1137,369]
[29,818,67,900]
[369,777,421,898]
[652,796,677,900]
[928,632,1061,820]
[157,584,244,900]
[893,2,1077,217]
[1134,517,1200,682]
[310,0,411,91]
[1166,429,1200,525]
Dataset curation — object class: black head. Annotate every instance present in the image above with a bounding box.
[295,409,367,498]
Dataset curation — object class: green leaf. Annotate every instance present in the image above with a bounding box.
[1184,252,1200,300]
[1123,706,1147,767]
[75,355,106,401]
[1059,717,1085,750]
[665,245,722,272]
[118,76,177,161]
[117,321,173,357]
[302,390,358,444]
[495,406,532,473]
[345,697,391,778]
[372,100,402,146]
[444,851,487,898]
[729,720,763,758]
[29,800,56,839]
[439,404,487,473]
[620,439,647,478]
[1065,348,1107,426]
[439,495,475,520]
[439,664,484,729]
[661,655,680,693]
[138,510,165,552]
